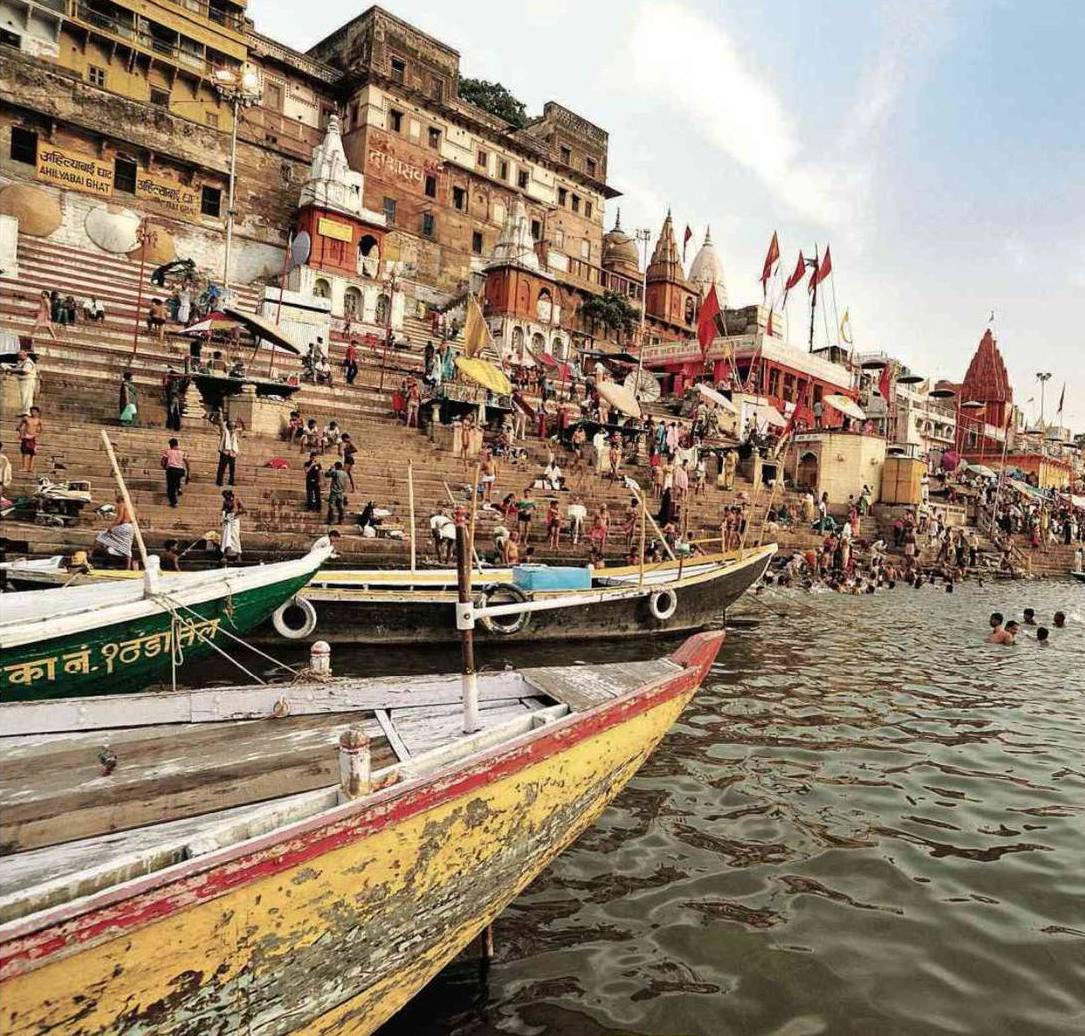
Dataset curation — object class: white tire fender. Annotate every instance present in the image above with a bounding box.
[272,596,318,640]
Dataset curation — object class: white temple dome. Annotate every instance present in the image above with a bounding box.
[688,227,727,306]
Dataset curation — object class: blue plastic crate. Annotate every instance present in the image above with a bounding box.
[512,565,591,592]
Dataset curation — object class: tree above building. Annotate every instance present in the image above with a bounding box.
[458,78,528,128]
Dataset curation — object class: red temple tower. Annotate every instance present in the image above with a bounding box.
[958,328,1013,454]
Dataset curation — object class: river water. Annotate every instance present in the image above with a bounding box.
[362,579,1085,1036]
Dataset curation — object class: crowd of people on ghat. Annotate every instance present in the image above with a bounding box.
[7,271,1085,595]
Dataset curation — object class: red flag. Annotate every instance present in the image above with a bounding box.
[760,231,780,296]
[766,310,774,337]
[809,244,832,292]
[784,251,806,292]
[878,362,892,401]
[683,224,693,261]
[697,284,721,357]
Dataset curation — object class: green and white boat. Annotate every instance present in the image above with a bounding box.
[0,540,334,702]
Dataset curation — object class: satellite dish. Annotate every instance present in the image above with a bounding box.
[625,369,661,403]
[288,231,311,272]
[897,374,924,385]
[928,388,955,399]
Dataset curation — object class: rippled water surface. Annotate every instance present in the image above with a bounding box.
[366,580,1085,1036]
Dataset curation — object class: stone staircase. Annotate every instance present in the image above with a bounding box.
[2,235,823,569]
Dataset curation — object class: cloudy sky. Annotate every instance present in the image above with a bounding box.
[253,0,1085,429]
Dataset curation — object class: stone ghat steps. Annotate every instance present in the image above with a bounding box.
[10,236,436,362]
[3,251,262,327]
[6,419,794,558]
[12,234,265,301]
[29,344,402,425]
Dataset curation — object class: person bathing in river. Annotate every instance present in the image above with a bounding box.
[1022,608,1036,626]
[987,613,1016,645]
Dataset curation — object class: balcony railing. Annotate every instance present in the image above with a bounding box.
[75,2,225,74]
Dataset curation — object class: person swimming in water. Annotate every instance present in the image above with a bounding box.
[1023,608,1036,626]
[1053,611,1066,629]
[987,612,1014,645]
[1036,627,1049,644]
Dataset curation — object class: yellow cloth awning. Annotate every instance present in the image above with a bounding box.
[455,356,512,396]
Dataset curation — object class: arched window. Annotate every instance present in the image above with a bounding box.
[684,296,696,324]
[313,278,331,299]
[343,286,362,317]
[552,335,566,361]
[531,332,545,357]
[536,288,553,323]
[374,293,390,324]
[511,326,525,360]
[358,235,379,278]
[797,451,819,489]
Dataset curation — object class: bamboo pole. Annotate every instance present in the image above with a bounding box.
[408,460,416,572]
[626,480,676,561]
[443,479,483,571]
[638,487,647,588]
[755,476,781,547]
[468,462,481,564]
[738,476,765,560]
[100,430,154,589]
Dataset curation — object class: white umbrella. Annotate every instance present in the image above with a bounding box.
[598,380,641,419]
[824,393,866,421]
[624,369,661,402]
[696,382,738,414]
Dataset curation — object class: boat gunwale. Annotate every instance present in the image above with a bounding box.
[302,545,777,605]
[0,631,723,976]
[0,543,333,649]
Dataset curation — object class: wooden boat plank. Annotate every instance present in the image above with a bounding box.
[520,658,681,711]
[0,713,394,854]
[0,671,534,737]
[0,789,338,923]
[374,708,412,761]
[390,701,536,758]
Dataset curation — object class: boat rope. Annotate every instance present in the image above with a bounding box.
[156,592,300,677]
[150,594,273,686]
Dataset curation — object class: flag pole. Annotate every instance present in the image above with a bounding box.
[808,246,819,353]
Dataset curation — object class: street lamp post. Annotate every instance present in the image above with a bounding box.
[1036,371,1052,427]
[632,228,651,398]
[212,64,263,304]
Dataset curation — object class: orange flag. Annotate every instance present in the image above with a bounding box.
[760,231,780,297]
[809,245,832,292]
[697,284,722,358]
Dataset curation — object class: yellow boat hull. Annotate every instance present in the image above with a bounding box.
[0,636,721,1035]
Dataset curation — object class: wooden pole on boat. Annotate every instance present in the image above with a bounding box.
[755,476,781,546]
[443,479,483,572]
[620,480,676,562]
[738,477,765,561]
[408,460,417,573]
[638,484,647,588]
[468,461,481,562]
[100,430,155,586]
[455,522,480,734]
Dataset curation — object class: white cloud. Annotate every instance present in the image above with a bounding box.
[627,1,867,229]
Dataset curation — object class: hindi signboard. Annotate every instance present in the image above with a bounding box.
[134,170,200,219]
[35,144,113,197]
